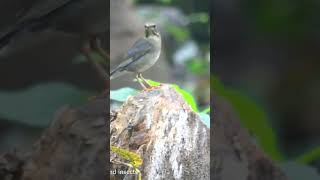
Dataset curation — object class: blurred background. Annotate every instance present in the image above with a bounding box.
[110,0,210,111]
[0,0,108,153]
[213,0,320,177]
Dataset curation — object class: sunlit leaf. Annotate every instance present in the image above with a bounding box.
[171,84,199,112]
[146,79,199,112]
[145,79,161,87]
[111,145,143,168]
[201,107,210,114]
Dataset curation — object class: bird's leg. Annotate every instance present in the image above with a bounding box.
[136,74,147,89]
[90,36,110,60]
[138,73,152,88]
[81,41,108,82]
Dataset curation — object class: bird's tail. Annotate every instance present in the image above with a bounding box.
[110,67,128,79]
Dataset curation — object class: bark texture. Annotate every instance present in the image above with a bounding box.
[0,96,108,180]
[0,86,289,180]
[211,94,287,180]
[110,85,210,180]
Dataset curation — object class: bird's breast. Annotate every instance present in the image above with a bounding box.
[127,49,161,73]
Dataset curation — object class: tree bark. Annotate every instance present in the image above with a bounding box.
[211,94,287,180]
[0,96,108,180]
[110,85,210,180]
[0,86,289,180]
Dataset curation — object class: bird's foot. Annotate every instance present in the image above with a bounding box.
[142,84,163,91]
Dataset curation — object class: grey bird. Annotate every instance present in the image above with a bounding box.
[0,0,108,80]
[110,23,161,89]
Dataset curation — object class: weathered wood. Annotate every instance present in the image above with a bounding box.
[110,85,210,180]
[0,97,108,180]
[0,86,289,180]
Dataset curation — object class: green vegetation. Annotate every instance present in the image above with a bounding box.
[212,75,284,161]
[212,75,320,164]
[0,83,90,127]
[110,79,210,128]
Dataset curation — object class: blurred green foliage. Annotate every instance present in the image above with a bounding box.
[212,75,284,161]
[188,12,209,23]
[164,23,190,43]
[296,146,320,164]
[186,57,209,75]
[0,83,91,127]
[157,0,173,4]
[134,0,210,111]
[212,75,320,164]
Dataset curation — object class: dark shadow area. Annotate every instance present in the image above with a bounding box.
[213,0,320,178]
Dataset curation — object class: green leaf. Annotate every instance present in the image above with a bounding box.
[295,146,320,164]
[110,87,139,102]
[0,83,90,127]
[111,145,143,168]
[198,112,210,128]
[145,79,161,87]
[171,84,199,112]
[145,79,199,112]
[201,107,210,114]
[211,76,284,161]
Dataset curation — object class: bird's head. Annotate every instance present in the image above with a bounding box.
[144,23,160,38]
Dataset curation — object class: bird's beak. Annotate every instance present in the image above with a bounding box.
[151,28,160,37]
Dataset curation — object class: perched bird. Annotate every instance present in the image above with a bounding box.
[110,23,161,89]
[0,0,109,80]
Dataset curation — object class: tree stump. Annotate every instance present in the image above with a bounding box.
[0,96,108,180]
[0,86,289,180]
[211,94,287,180]
[110,85,210,180]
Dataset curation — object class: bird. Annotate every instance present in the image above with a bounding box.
[0,0,109,81]
[110,23,161,89]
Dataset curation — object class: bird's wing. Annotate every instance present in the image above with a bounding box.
[118,38,153,68]
[127,38,152,59]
